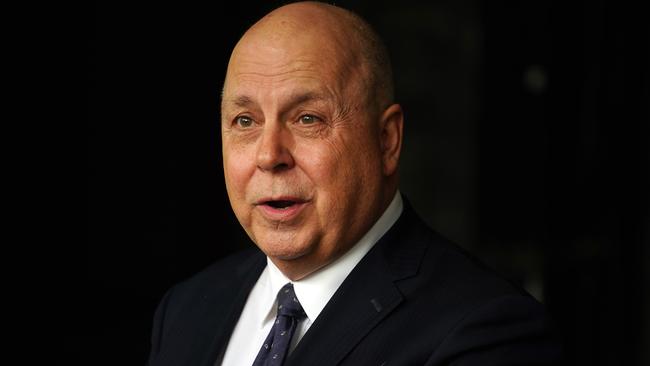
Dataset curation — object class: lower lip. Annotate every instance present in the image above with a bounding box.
[256,202,308,221]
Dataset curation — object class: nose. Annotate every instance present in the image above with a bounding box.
[256,122,295,172]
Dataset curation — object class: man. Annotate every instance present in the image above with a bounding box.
[148,2,561,365]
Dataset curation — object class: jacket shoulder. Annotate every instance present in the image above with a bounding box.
[168,247,263,302]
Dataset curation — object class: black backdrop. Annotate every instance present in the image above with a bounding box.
[88,1,648,364]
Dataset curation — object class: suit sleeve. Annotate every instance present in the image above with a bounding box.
[426,294,563,366]
[147,287,174,365]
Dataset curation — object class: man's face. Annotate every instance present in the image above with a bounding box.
[220,26,388,279]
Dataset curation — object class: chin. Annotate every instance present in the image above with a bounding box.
[255,235,313,261]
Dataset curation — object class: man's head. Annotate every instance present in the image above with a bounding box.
[221,1,403,280]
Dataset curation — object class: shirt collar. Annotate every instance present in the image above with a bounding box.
[259,191,403,325]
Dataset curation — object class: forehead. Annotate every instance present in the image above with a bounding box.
[223,65,338,113]
[226,72,344,118]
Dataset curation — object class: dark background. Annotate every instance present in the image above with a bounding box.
[88,0,648,364]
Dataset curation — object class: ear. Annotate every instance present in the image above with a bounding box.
[379,103,404,176]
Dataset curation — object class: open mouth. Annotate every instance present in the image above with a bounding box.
[256,197,307,219]
[264,200,298,209]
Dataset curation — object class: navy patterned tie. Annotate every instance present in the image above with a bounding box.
[252,283,306,366]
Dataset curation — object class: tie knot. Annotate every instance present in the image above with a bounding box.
[276,283,306,319]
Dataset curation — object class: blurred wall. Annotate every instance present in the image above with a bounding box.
[88,0,648,364]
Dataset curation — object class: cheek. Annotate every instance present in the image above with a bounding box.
[223,145,255,200]
[295,142,341,185]
[296,136,369,205]
[319,137,382,207]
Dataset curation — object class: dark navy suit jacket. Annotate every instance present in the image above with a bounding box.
[148,202,562,365]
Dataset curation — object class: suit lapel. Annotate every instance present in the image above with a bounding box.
[195,251,266,366]
[286,205,428,365]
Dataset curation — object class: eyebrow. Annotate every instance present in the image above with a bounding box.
[224,91,330,110]
[286,91,328,106]
[229,95,255,108]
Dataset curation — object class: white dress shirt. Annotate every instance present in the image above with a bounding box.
[219,191,403,366]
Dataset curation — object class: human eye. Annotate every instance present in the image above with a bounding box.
[234,115,254,128]
[298,114,321,125]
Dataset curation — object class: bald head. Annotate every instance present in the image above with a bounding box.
[226,1,394,109]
